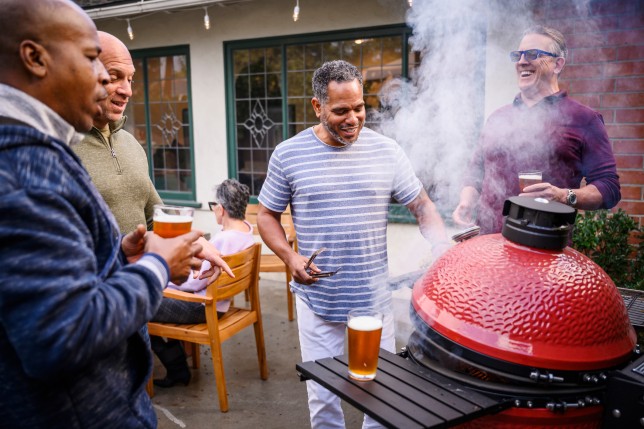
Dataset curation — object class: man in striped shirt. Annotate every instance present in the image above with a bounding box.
[258,60,449,428]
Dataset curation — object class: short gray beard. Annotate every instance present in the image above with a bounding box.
[321,121,352,146]
[320,112,362,147]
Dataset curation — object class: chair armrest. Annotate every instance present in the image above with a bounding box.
[162,288,213,304]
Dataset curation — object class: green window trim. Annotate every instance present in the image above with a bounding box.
[388,204,416,224]
[163,199,203,209]
[128,45,198,205]
[224,24,419,223]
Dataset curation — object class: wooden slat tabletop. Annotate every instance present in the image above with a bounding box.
[296,349,512,429]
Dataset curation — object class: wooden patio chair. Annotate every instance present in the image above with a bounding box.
[245,203,297,321]
[147,243,267,412]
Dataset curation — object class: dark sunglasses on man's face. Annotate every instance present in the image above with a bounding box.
[510,49,558,62]
[208,201,219,211]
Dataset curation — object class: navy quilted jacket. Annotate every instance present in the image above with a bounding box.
[0,125,163,428]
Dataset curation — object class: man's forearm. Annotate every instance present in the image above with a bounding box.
[257,206,297,263]
[408,189,450,245]
[555,184,604,210]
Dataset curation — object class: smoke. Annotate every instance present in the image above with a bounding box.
[382,0,598,345]
[374,0,602,215]
[379,0,597,272]
[374,0,532,214]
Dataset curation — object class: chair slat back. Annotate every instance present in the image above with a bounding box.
[245,204,296,245]
[206,243,261,301]
[147,242,267,412]
[244,203,296,321]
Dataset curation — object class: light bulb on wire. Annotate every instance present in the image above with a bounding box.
[293,0,300,22]
[203,7,210,30]
[408,0,413,6]
[126,19,134,40]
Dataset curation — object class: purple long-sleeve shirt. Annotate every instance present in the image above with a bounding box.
[463,91,620,234]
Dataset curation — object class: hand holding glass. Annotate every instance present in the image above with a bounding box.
[519,171,542,192]
[153,205,194,238]
[347,308,383,381]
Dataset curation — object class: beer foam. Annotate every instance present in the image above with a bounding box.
[519,174,541,180]
[153,213,193,223]
[348,315,382,331]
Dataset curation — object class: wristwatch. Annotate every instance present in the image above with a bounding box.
[566,189,577,207]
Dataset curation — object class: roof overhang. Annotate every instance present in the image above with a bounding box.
[84,0,252,20]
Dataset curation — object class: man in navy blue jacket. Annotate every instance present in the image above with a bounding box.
[0,1,229,427]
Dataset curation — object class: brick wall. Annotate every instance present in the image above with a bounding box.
[534,0,644,228]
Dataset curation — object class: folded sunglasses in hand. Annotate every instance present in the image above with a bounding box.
[304,247,341,278]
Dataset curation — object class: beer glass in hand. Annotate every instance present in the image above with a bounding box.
[347,308,383,381]
[518,170,542,192]
[153,205,194,238]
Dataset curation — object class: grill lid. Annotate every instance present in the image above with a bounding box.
[411,232,637,372]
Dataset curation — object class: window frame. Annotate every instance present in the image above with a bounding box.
[130,44,199,207]
[224,24,419,222]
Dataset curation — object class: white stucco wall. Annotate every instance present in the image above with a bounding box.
[95,0,408,214]
[92,0,529,276]
[95,0,423,271]
[482,5,535,118]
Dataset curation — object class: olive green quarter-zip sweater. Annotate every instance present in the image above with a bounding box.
[73,116,162,234]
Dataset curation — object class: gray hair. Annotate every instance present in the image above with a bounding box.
[214,179,250,220]
[312,60,363,105]
[523,25,568,60]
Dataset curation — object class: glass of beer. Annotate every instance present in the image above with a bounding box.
[518,170,543,192]
[153,205,194,238]
[347,308,383,381]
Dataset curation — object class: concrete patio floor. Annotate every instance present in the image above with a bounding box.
[152,277,416,429]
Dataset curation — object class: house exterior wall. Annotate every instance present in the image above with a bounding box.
[96,0,408,211]
[92,0,642,276]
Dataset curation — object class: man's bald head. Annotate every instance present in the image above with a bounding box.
[98,31,131,61]
[93,31,135,128]
[0,0,109,132]
[0,0,85,71]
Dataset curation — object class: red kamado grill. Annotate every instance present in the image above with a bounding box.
[407,196,642,428]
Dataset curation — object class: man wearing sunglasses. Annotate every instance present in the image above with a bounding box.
[453,25,620,234]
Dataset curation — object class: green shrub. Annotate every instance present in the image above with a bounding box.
[572,209,643,290]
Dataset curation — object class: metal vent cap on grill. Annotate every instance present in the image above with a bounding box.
[502,196,576,250]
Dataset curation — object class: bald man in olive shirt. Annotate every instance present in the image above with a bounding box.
[74,31,162,234]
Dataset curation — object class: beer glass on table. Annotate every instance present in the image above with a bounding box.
[518,170,542,192]
[347,308,383,381]
[153,205,194,238]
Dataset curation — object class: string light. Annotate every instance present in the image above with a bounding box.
[126,19,134,40]
[292,0,300,22]
[203,7,210,30]
[408,0,413,6]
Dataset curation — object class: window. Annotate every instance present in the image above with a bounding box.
[230,46,284,196]
[225,25,417,198]
[124,45,197,205]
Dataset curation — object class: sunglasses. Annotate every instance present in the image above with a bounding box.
[208,201,219,211]
[509,49,558,62]
[304,247,341,278]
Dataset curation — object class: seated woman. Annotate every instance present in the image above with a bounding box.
[151,179,255,388]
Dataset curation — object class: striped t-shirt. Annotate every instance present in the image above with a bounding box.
[258,126,422,322]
